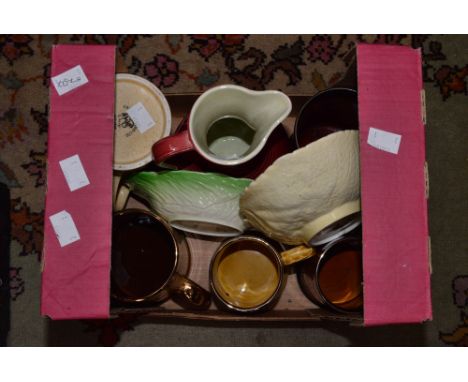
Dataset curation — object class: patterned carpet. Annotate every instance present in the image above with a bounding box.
[1,34,467,346]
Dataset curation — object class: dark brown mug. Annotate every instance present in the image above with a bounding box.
[294,87,358,148]
[297,236,363,313]
[111,208,211,310]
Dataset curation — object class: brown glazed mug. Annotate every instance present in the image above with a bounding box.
[210,235,315,313]
[294,88,358,148]
[111,208,211,310]
[297,236,363,313]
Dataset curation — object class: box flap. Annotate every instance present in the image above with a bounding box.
[357,44,432,325]
[41,45,115,320]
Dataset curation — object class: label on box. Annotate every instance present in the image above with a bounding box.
[59,154,90,192]
[49,210,80,247]
[126,102,155,133]
[51,65,89,96]
[367,127,402,155]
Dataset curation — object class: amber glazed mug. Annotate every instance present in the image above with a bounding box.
[111,209,211,310]
[210,235,315,313]
[297,236,363,313]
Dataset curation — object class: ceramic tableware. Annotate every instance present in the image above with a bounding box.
[111,208,211,310]
[159,116,293,179]
[114,171,252,237]
[152,85,292,167]
[210,235,315,313]
[294,88,358,148]
[297,236,363,313]
[114,73,171,171]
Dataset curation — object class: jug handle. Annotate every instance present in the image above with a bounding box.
[152,129,195,166]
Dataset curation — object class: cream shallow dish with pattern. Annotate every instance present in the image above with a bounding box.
[114,73,171,171]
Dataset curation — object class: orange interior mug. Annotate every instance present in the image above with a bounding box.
[297,236,363,313]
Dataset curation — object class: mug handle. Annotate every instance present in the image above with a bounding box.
[280,245,317,266]
[114,183,131,211]
[113,175,122,209]
[152,129,195,165]
[169,273,211,310]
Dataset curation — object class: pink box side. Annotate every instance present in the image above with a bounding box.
[357,44,432,326]
[41,45,115,320]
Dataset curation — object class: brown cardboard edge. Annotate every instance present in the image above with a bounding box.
[110,307,363,325]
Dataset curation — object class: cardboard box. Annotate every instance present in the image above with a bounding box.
[41,44,432,325]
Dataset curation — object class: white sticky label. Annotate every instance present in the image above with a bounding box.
[367,127,402,155]
[51,65,89,96]
[126,102,156,133]
[59,154,90,192]
[49,211,80,247]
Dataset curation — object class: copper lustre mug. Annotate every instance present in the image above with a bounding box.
[297,236,363,313]
[209,235,315,313]
[111,208,211,310]
[294,88,358,148]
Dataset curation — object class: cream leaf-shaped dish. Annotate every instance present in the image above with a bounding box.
[239,130,360,245]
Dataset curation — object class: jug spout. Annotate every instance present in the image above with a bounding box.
[248,89,292,135]
[244,89,292,160]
